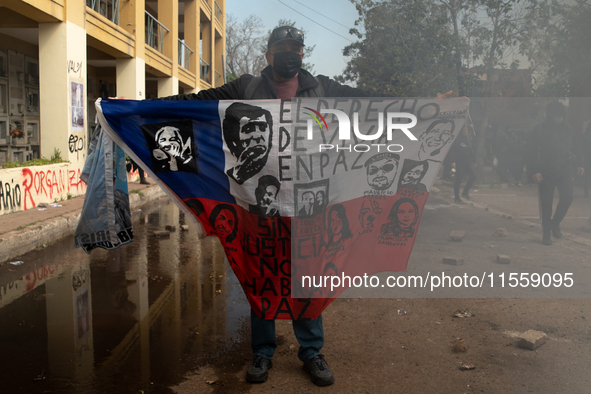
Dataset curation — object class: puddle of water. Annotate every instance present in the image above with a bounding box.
[0,198,250,393]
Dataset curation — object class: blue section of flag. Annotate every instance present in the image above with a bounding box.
[100,99,235,204]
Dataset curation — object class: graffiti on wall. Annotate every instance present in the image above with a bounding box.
[67,60,83,77]
[69,134,85,160]
[6,167,87,211]
[0,179,22,210]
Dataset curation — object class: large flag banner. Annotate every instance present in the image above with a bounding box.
[96,97,470,320]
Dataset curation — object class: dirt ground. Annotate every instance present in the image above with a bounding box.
[171,298,591,394]
[172,180,591,394]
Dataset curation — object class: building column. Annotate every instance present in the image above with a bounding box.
[158,0,179,97]
[117,0,146,99]
[116,58,146,99]
[38,19,87,163]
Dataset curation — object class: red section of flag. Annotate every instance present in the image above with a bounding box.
[184,186,428,320]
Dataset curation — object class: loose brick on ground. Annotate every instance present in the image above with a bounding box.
[518,330,547,350]
[450,230,465,241]
[497,254,510,264]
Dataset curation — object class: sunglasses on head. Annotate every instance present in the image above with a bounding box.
[273,26,304,41]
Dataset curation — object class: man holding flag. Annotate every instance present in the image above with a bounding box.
[100,25,457,387]
[156,25,389,387]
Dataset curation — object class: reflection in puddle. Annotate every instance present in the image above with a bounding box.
[0,199,250,392]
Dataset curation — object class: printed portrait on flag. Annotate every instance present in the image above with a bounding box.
[249,175,281,217]
[222,102,274,185]
[417,119,455,161]
[364,153,400,191]
[141,120,198,173]
[398,159,429,191]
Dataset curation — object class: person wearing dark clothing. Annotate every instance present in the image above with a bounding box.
[527,101,585,245]
[449,128,477,203]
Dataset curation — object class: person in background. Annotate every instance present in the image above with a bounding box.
[450,126,476,203]
[527,101,584,245]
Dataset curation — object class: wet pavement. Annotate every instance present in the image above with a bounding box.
[0,198,250,393]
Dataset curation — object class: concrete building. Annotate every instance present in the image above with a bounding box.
[0,0,226,214]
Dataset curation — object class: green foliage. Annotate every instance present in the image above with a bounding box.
[225,70,240,82]
[2,147,69,168]
[520,0,591,96]
[50,148,62,161]
[130,189,145,197]
[3,156,68,168]
[66,193,72,200]
[338,0,457,96]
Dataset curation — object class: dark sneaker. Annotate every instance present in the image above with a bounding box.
[542,230,552,245]
[303,354,335,386]
[454,197,465,204]
[246,355,272,383]
[140,180,151,185]
[461,194,473,201]
[552,225,563,239]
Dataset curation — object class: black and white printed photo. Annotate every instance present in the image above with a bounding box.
[71,81,84,132]
[380,198,420,238]
[249,175,281,217]
[209,203,238,243]
[223,102,273,185]
[418,119,455,161]
[398,159,429,191]
[364,153,400,191]
[141,120,198,173]
[294,179,329,218]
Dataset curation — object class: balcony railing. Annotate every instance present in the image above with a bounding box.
[178,39,194,70]
[200,58,210,83]
[87,0,120,25]
[214,1,222,22]
[214,70,222,87]
[145,11,169,53]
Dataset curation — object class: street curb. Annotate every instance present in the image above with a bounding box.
[0,185,166,264]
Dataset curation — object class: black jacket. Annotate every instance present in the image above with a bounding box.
[449,134,474,167]
[159,66,373,100]
[527,120,581,181]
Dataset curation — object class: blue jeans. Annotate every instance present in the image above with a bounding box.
[250,309,324,362]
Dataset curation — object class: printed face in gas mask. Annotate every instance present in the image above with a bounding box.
[266,41,304,79]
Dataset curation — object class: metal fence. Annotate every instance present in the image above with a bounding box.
[87,0,119,25]
[145,11,169,53]
[214,1,222,22]
[178,39,194,70]
[200,58,210,83]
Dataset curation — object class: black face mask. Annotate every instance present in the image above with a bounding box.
[272,51,302,79]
